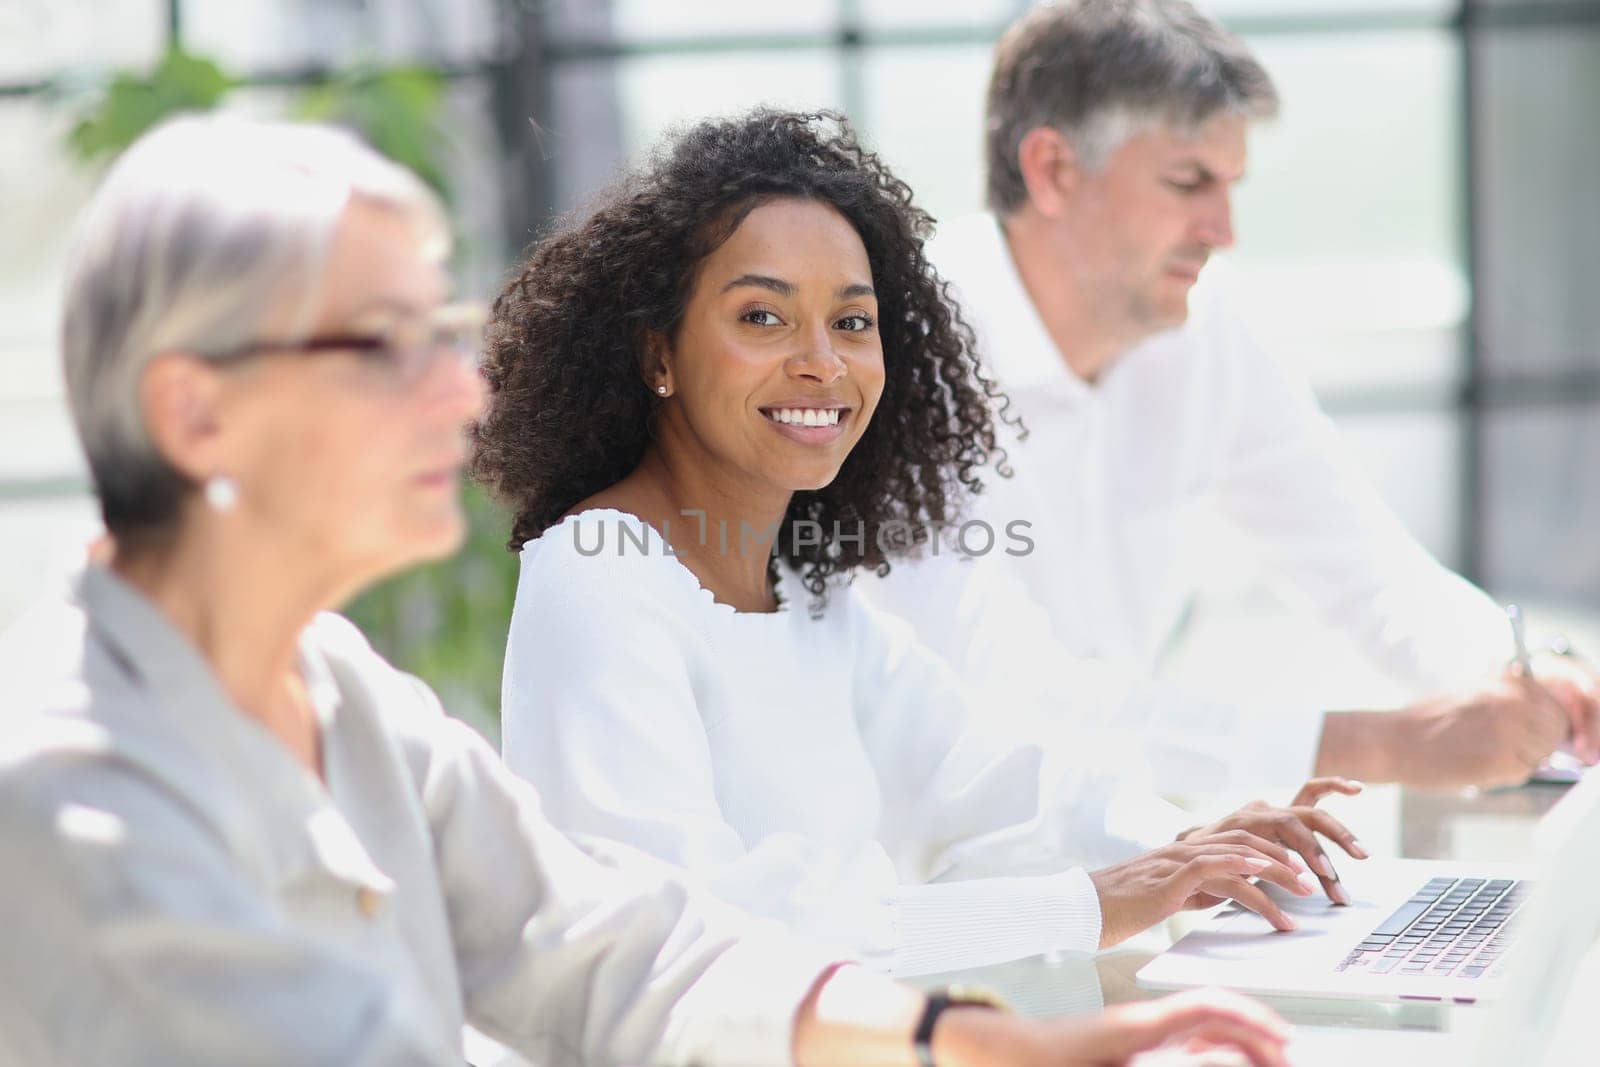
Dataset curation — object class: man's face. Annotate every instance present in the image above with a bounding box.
[1057,112,1248,337]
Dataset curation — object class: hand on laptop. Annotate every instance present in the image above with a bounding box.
[1178,777,1369,907]
[1089,830,1314,948]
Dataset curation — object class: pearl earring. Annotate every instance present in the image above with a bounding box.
[657,385,669,396]
[204,475,239,514]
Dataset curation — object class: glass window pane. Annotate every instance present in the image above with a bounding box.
[182,0,500,71]
[1234,29,1461,271]
[433,76,511,296]
[0,496,102,629]
[1483,406,1600,605]
[1472,0,1590,9]
[1203,0,1453,15]
[859,0,1021,31]
[0,100,98,485]
[0,0,165,83]
[1231,265,1466,396]
[857,43,995,224]
[1476,22,1600,378]
[1230,29,1464,394]
[1329,409,1463,567]
[550,51,843,213]
[217,85,301,117]
[546,0,839,43]
[0,399,86,487]
[543,60,627,220]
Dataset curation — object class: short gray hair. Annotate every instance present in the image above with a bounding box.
[61,114,448,538]
[984,0,1279,215]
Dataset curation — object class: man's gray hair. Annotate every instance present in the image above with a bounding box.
[984,0,1279,215]
[61,113,448,538]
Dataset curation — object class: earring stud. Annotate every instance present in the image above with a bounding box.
[657,385,668,396]
[204,475,239,514]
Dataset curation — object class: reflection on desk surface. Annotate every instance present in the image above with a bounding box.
[1399,782,1570,861]
[1286,1025,1462,1064]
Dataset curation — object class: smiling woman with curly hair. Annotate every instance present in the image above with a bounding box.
[481,108,1340,982]
[473,109,1013,603]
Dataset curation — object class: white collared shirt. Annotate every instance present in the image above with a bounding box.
[0,565,841,1066]
[859,213,1511,791]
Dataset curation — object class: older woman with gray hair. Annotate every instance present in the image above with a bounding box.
[0,114,1291,1067]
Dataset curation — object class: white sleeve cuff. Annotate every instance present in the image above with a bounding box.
[884,867,1101,977]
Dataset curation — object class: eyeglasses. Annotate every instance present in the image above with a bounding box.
[215,301,487,384]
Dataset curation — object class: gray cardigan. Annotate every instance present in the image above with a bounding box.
[0,564,837,1065]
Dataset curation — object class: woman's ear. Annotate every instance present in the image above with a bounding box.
[139,352,229,483]
[640,329,674,398]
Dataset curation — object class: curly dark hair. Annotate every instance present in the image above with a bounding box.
[472,108,1020,607]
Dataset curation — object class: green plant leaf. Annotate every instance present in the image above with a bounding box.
[343,483,520,728]
[294,65,452,199]
[67,49,235,163]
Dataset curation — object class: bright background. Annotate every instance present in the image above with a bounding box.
[3,0,1598,735]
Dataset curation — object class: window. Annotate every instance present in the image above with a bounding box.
[5,0,1596,694]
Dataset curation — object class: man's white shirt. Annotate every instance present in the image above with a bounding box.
[860,213,1511,793]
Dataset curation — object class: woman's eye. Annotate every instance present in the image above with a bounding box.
[835,314,875,332]
[742,309,782,327]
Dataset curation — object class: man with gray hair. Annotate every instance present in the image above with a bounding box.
[864,0,1600,801]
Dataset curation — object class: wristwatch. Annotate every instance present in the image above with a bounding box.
[912,986,1009,1067]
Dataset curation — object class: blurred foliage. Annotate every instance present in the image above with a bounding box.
[295,66,452,196]
[66,49,234,162]
[344,486,521,731]
[62,45,518,727]
[64,48,451,198]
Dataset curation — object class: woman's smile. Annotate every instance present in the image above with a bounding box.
[758,402,853,445]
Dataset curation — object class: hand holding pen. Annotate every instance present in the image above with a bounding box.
[1505,604,1600,767]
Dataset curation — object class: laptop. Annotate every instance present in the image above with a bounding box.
[1137,770,1600,1009]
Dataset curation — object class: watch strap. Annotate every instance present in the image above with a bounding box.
[912,987,1006,1067]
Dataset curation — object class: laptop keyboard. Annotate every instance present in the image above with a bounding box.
[1336,876,1527,979]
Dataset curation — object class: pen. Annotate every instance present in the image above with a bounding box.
[1507,603,1587,767]
[1506,603,1534,678]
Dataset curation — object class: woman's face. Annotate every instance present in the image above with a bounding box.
[657,197,885,498]
[205,201,485,595]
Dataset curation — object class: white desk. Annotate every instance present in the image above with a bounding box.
[908,782,1577,1065]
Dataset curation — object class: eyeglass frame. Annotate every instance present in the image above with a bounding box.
[207,300,487,383]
